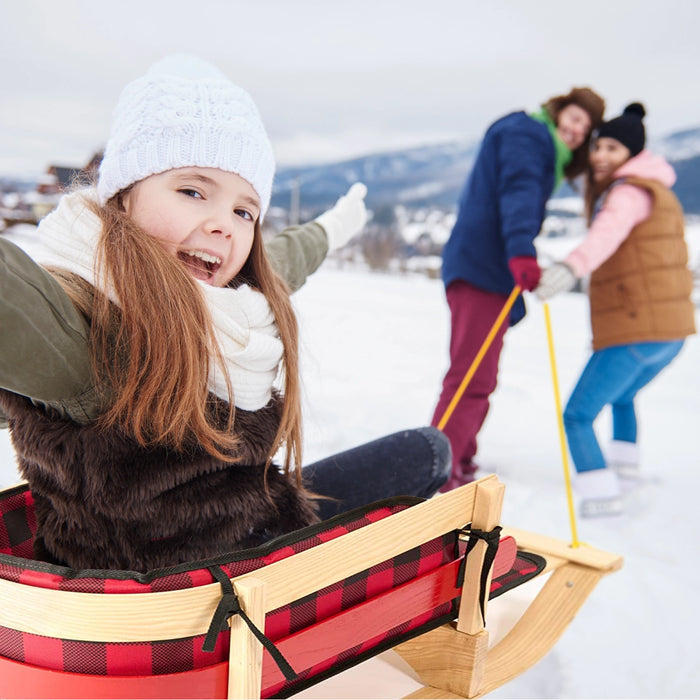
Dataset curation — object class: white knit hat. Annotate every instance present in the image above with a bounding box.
[96,54,275,218]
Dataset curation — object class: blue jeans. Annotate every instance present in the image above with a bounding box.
[302,427,451,520]
[563,341,684,473]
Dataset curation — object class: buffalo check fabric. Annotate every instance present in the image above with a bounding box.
[0,483,544,697]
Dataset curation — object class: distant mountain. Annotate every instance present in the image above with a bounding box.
[272,126,700,216]
[651,126,700,162]
[271,141,478,215]
[652,127,700,214]
[668,155,700,213]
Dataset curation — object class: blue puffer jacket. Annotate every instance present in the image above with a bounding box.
[441,111,555,325]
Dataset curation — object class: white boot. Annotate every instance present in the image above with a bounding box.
[574,469,623,518]
[606,440,640,480]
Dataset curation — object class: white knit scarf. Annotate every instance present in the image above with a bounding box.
[35,189,283,411]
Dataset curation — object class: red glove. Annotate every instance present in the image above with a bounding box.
[508,256,541,292]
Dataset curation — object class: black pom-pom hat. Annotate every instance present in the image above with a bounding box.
[596,102,646,156]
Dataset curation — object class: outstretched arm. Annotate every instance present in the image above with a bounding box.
[536,184,652,301]
[0,238,98,425]
[497,129,552,261]
[564,184,652,277]
[265,183,368,293]
[264,221,329,293]
[495,128,553,291]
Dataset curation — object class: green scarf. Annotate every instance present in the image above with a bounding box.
[530,107,572,192]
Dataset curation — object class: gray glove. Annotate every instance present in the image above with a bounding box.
[314,183,368,250]
[535,262,578,301]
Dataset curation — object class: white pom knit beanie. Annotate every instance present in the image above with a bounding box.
[97,54,275,218]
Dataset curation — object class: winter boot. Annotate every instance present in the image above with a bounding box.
[606,439,640,480]
[574,468,623,518]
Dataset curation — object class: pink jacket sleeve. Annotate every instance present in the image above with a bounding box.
[564,184,652,277]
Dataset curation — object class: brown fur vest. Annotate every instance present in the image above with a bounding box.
[0,390,319,572]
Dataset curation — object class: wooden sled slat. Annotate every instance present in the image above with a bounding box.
[479,562,603,696]
[404,688,465,700]
[501,526,623,573]
[0,475,499,643]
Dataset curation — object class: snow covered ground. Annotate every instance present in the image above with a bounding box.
[1,224,699,698]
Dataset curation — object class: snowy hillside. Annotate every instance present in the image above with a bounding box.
[652,126,700,162]
[1,223,699,698]
[268,124,700,215]
[271,139,478,212]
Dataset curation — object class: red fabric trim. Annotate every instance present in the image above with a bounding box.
[0,653,228,699]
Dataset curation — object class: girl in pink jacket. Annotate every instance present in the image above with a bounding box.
[536,103,696,517]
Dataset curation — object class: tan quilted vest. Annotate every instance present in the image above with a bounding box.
[589,177,696,350]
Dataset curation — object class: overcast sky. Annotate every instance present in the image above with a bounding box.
[2,0,699,178]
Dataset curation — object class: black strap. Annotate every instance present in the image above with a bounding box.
[456,525,502,625]
[202,565,298,682]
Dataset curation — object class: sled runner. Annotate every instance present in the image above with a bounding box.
[0,475,621,699]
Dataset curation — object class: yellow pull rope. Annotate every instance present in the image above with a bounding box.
[543,303,580,548]
[436,286,521,431]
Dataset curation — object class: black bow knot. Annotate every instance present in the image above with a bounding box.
[456,525,503,625]
[202,565,297,682]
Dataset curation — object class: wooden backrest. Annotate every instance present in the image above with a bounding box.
[0,475,502,644]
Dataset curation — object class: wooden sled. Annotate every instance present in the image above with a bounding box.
[0,474,621,698]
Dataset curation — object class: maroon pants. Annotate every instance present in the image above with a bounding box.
[431,280,509,476]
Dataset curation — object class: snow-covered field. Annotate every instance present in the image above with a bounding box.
[1,224,699,698]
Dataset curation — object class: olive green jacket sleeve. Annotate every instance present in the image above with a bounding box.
[264,221,328,293]
[0,237,99,427]
[0,221,329,427]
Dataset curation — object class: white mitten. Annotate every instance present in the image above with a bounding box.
[314,182,368,250]
[535,262,578,301]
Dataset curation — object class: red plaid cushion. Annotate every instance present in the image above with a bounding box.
[0,485,35,560]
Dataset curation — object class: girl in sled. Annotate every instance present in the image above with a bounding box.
[0,55,450,571]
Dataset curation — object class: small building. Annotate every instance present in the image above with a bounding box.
[1,152,104,227]
[41,152,103,194]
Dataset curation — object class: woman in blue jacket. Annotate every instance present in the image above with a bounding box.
[433,87,605,490]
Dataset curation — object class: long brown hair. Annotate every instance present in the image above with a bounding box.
[582,167,621,224]
[61,193,303,477]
